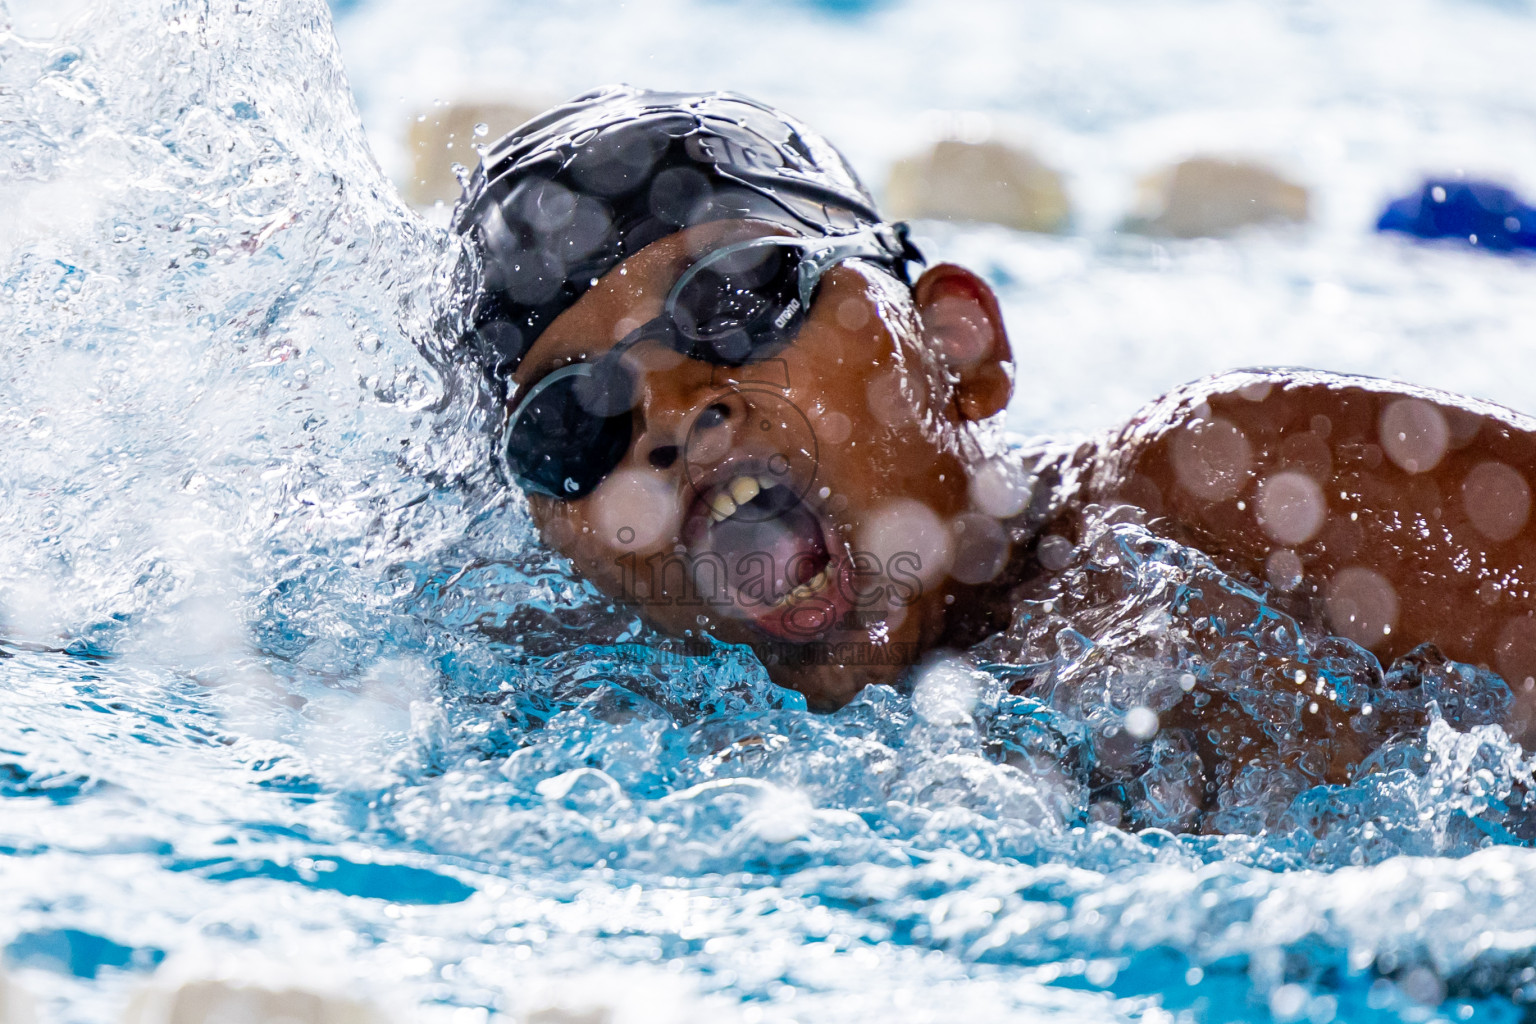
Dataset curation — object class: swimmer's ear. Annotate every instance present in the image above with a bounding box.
[912,263,1014,422]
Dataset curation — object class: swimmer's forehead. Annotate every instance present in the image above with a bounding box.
[511,219,796,387]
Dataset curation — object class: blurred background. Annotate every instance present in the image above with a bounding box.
[327,0,1536,438]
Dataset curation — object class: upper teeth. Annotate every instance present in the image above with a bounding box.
[708,474,774,523]
[730,476,761,506]
[709,492,737,522]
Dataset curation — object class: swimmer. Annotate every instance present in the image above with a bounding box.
[448,85,1536,757]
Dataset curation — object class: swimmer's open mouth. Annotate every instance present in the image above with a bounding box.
[682,469,848,640]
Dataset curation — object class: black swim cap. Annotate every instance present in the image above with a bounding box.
[450,85,919,380]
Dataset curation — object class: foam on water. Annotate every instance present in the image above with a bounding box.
[6,1,1536,1022]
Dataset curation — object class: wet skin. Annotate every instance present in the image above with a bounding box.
[1085,368,1536,747]
[510,219,1015,710]
[508,218,1536,746]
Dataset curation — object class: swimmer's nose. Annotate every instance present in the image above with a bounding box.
[647,444,679,470]
[629,366,746,474]
[636,396,744,472]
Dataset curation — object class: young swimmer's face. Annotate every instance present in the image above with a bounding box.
[508,219,1015,708]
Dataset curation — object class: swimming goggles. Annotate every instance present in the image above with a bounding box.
[502,226,914,500]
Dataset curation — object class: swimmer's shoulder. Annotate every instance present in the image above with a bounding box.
[1093,368,1536,482]
[1114,367,1536,444]
[991,366,1536,558]
[1085,366,1536,508]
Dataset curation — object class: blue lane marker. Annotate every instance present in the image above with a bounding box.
[1377,178,1536,252]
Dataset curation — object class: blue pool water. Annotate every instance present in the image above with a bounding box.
[8,1,1536,1022]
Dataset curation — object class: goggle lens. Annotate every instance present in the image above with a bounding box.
[671,243,805,364]
[504,363,635,499]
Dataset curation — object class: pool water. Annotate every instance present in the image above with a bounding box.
[6,1,1536,1022]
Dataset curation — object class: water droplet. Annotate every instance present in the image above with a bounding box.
[1124,706,1158,739]
[1037,534,1075,572]
[1266,548,1304,591]
[1257,471,1326,546]
[1379,398,1448,474]
[969,457,1032,519]
[1326,567,1399,647]
[1461,461,1530,541]
[1170,417,1252,501]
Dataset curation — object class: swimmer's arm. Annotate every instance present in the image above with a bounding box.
[1086,368,1536,741]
